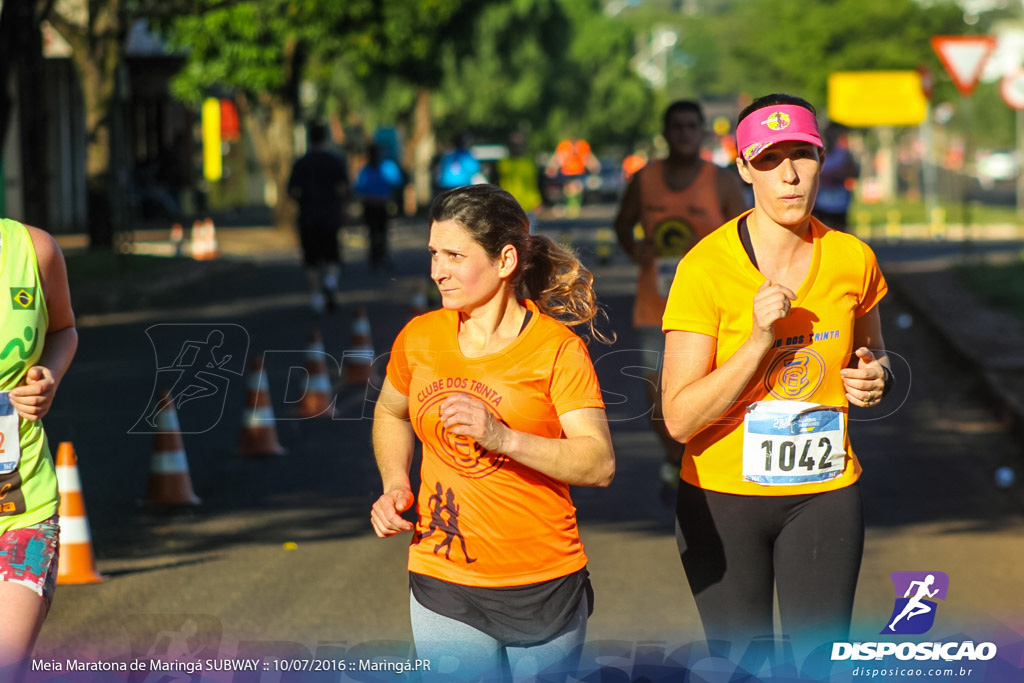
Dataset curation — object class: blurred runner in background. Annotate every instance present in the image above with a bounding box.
[436,134,483,194]
[545,135,601,218]
[496,132,542,230]
[354,143,405,271]
[287,121,349,314]
[614,100,747,505]
[812,123,859,232]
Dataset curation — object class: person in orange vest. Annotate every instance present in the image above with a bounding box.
[0,218,78,676]
[545,136,601,217]
[614,100,748,506]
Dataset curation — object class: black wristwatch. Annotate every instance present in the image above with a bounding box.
[881,365,895,398]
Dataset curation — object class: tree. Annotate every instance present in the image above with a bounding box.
[684,0,968,107]
[168,0,476,226]
[44,0,127,247]
[0,1,49,224]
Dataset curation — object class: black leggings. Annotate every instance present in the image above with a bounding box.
[675,480,863,657]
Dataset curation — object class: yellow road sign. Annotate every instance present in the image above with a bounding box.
[827,71,928,127]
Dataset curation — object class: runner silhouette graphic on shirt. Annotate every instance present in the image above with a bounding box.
[421,482,476,563]
[145,330,232,426]
[888,574,939,631]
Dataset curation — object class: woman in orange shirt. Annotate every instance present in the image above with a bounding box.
[371,185,615,680]
[661,94,893,664]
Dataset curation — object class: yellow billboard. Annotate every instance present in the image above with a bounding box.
[827,71,927,127]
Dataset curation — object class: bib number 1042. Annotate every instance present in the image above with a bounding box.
[742,401,846,486]
[760,436,834,474]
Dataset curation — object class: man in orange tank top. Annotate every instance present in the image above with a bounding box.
[614,100,748,504]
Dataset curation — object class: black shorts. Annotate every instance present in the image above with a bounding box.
[298,224,341,267]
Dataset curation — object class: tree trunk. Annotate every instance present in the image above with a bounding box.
[236,92,295,231]
[410,86,435,211]
[48,0,124,248]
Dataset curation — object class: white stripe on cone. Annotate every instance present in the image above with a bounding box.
[56,465,82,493]
[151,450,190,474]
[60,515,93,544]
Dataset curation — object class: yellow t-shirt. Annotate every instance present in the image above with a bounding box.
[386,299,604,587]
[663,212,887,496]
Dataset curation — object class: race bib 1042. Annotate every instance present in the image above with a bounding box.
[742,401,846,486]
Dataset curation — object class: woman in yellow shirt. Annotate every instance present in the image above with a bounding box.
[661,94,892,663]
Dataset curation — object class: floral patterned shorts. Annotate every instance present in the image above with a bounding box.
[0,515,59,607]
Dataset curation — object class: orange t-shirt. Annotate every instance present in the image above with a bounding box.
[386,299,605,587]
[663,213,888,496]
[555,139,592,177]
[634,160,725,328]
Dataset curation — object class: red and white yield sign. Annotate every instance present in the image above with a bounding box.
[931,35,997,96]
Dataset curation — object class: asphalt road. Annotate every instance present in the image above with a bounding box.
[30,209,1024,681]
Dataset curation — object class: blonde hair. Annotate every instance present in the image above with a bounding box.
[430,185,614,344]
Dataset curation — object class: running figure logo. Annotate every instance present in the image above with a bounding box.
[881,571,949,635]
[131,324,249,434]
[419,482,476,564]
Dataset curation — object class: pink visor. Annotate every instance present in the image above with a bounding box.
[736,104,823,161]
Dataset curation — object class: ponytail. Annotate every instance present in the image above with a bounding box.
[519,234,615,345]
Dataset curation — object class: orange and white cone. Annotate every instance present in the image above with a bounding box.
[190,218,219,260]
[239,356,287,457]
[343,307,375,385]
[295,330,334,418]
[55,442,106,585]
[146,393,201,506]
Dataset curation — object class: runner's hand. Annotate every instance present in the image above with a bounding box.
[840,347,886,407]
[439,392,509,454]
[370,487,415,538]
[9,366,56,421]
[751,280,796,348]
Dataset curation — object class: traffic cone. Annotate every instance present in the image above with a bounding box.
[146,393,201,506]
[295,329,334,418]
[55,442,105,585]
[343,307,375,385]
[203,217,219,259]
[239,356,287,457]
[190,218,219,260]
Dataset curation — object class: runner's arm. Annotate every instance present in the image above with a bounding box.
[9,227,78,421]
[662,280,795,442]
[370,377,416,537]
[661,329,771,443]
[499,407,614,487]
[840,306,890,408]
[613,177,649,265]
